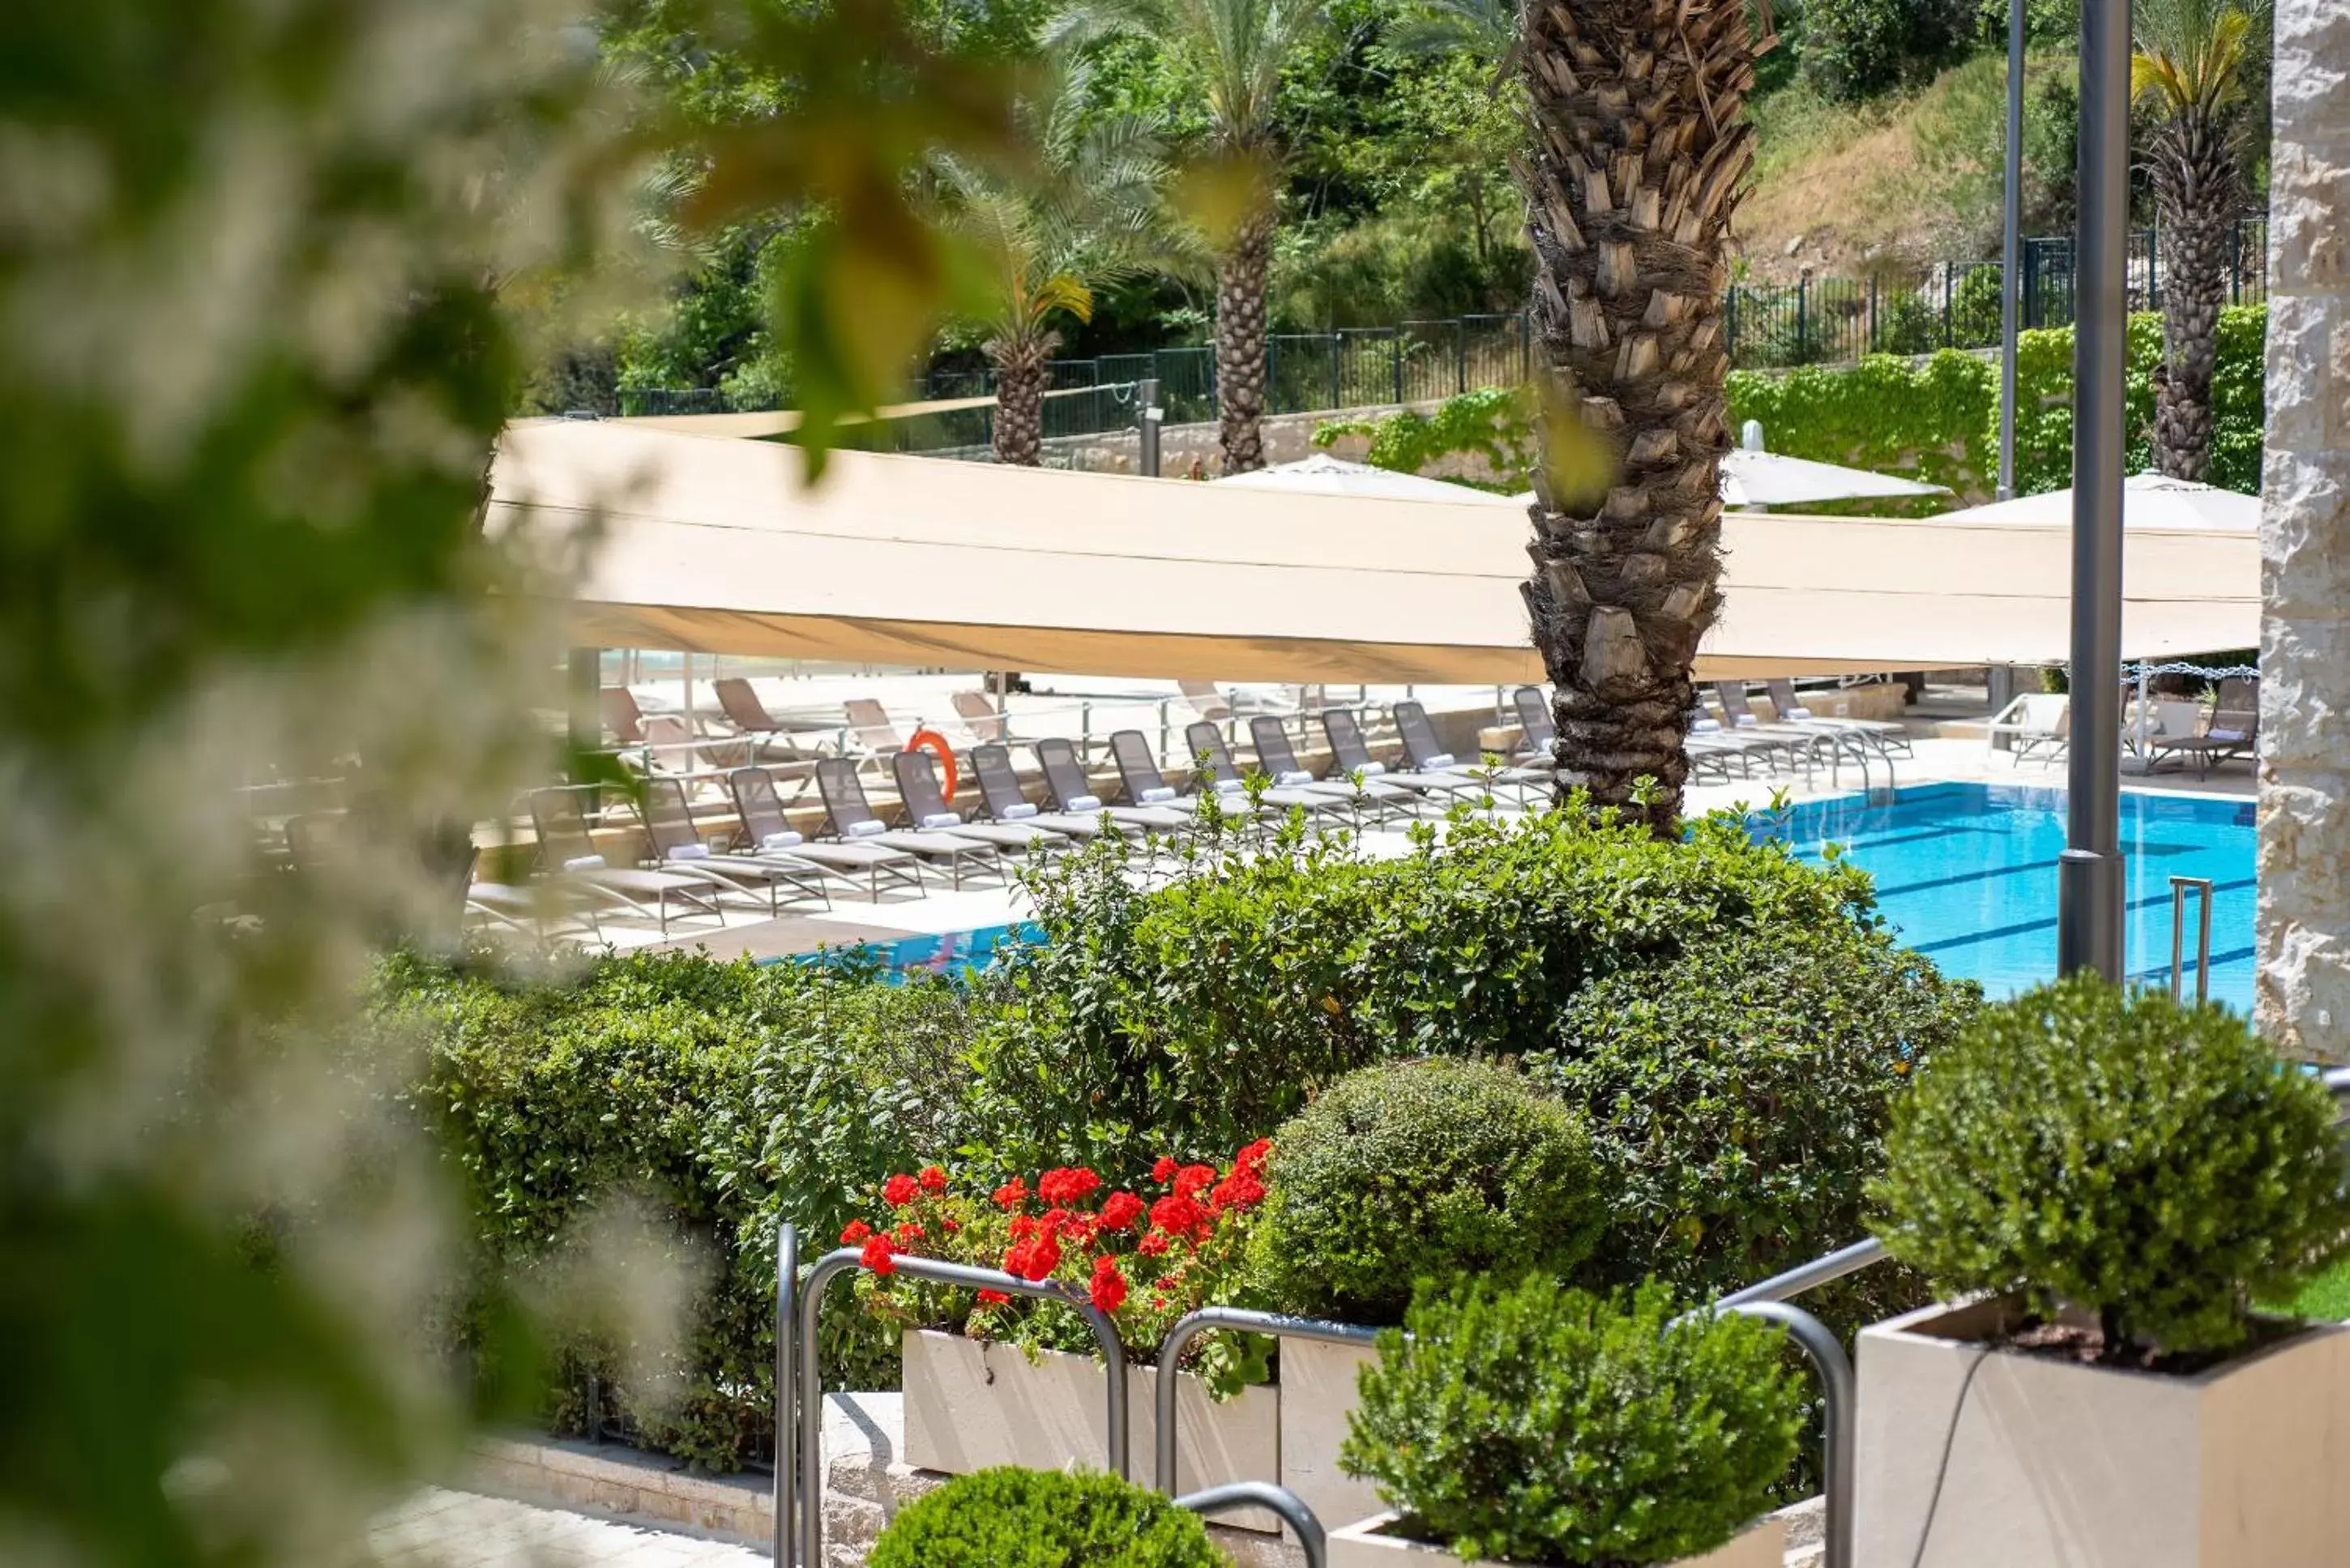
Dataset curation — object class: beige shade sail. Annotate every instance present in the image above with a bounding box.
[485,420,2258,683]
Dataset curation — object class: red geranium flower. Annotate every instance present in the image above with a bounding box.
[1009,1213,1039,1241]
[1037,1166,1101,1206]
[1089,1255,1129,1314]
[1173,1164,1215,1199]
[840,1219,873,1245]
[1150,1193,1203,1240]
[919,1164,949,1192]
[1098,1191,1146,1231]
[1139,1232,1171,1256]
[1004,1233,1062,1283]
[1235,1139,1272,1172]
[882,1173,920,1207]
[1152,1156,1180,1184]
[1210,1169,1265,1211]
[861,1234,896,1275]
[976,1288,1009,1305]
[893,1222,925,1248]
[993,1177,1028,1211]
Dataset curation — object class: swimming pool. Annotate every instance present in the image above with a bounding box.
[1764,783,2255,1011]
[798,921,1036,980]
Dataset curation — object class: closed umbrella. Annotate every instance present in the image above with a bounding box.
[1931,471,2258,531]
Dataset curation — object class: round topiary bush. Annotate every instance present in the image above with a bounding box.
[1248,1057,1604,1323]
[1341,1277,1805,1566]
[868,1467,1225,1568]
[1872,975,2350,1359]
[1527,922,1976,1312]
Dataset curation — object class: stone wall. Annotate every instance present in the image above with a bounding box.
[2258,0,2350,1060]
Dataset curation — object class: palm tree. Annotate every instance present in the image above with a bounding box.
[1513,0,1766,833]
[932,68,1171,466]
[1049,0,1325,473]
[2134,0,2266,482]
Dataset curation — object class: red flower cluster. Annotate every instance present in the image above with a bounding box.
[1089,1254,1129,1314]
[1098,1190,1146,1231]
[1037,1166,1101,1205]
[882,1173,920,1207]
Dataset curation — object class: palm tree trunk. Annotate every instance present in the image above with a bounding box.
[986,331,1057,467]
[1515,0,1756,835]
[1215,207,1275,474]
[2147,111,2237,483]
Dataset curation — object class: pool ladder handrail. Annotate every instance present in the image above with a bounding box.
[2169,874,2216,1005]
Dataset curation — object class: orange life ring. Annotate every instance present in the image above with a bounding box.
[907,727,959,802]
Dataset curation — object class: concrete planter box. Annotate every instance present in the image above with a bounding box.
[1328,1511,1785,1568]
[900,1329,1280,1532]
[1855,1297,2350,1567]
[1279,1336,1383,1533]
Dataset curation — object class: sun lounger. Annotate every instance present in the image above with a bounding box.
[1177,680,1235,725]
[1321,708,1487,805]
[638,778,831,913]
[965,744,1120,840]
[1180,721,1354,817]
[528,786,722,935]
[1033,737,1193,834]
[814,758,1003,888]
[602,686,647,745]
[1510,686,1555,764]
[1391,700,1552,803]
[727,767,925,900]
[951,690,1012,745]
[891,750,1066,857]
[844,699,905,756]
[1986,692,2071,765]
[1711,682,1848,771]
[1766,678,1912,758]
[1250,714,1418,820]
[2149,677,2258,779]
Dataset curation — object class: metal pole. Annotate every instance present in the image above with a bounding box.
[773,1223,797,1567]
[2060,0,2132,983]
[1998,0,2026,500]
[1136,377,1163,477]
[1719,1302,1856,1568]
[1176,1485,1327,1568]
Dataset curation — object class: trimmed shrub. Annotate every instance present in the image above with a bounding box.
[976,808,1893,1169]
[869,1468,1225,1568]
[1872,976,2350,1357]
[1249,1058,1605,1323]
[1528,921,1976,1312]
[1342,1278,1805,1566]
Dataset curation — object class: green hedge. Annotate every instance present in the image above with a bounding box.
[1318,307,2266,507]
[386,807,1976,1470]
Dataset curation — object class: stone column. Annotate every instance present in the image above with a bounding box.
[2258,0,2350,1059]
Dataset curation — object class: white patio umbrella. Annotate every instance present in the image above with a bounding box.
[1214,451,1519,505]
[1507,448,1949,510]
[1931,470,2259,531]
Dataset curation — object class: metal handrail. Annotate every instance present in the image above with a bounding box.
[790,1250,1129,1567]
[2170,876,2216,1003]
[773,1224,797,1568]
[1152,1306,1380,1497]
[1175,1482,1327,1568]
[1716,1300,1855,1568]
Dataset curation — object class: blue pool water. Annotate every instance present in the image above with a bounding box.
[1764,783,2256,1011]
[797,784,2258,1010]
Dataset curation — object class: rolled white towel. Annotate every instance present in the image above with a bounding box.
[1001,802,1039,821]
[1066,793,1101,811]
[1211,778,1247,795]
[1422,752,1456,769]
[1732,715,1760,728]
[1691,717,1724,734]
[665,843,711,861]
[562,854,606,873]
[1138,786,1178,805]
[1276,770,1314,787]
[760,830,805,850]
[1357,760,1387,775]
[1788,706,1816,720]
[845,819,888,839]
[921,811,963,830]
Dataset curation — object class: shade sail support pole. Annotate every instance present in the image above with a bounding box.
[2060,0,2131,982]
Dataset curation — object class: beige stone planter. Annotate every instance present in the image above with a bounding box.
[1279,1335,1383,1533]
[899,1329,1280,1531]
[1327,1511,1785,1568]
[1855,1297,2350,1567]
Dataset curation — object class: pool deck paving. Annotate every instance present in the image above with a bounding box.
[366,1489,767,1568]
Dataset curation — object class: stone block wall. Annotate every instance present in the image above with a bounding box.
[2259,0,2350,1060]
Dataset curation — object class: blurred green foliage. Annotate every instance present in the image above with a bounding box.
[0,0,1023,1559]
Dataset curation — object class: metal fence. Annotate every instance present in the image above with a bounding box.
[615,218,2268,429]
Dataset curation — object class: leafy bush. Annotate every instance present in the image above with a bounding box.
[1313,384,1536,484]
[1872,976,2350,1357]
[389,948,980,1466]
[870,1468,1225,1568]
[1529,922,1976,1313]
[974,809,1891,1169]
[1342,1278,1804,1566]
[1249,1059,1605,1323]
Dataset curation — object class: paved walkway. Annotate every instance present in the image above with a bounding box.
[368,1489,766,1568]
